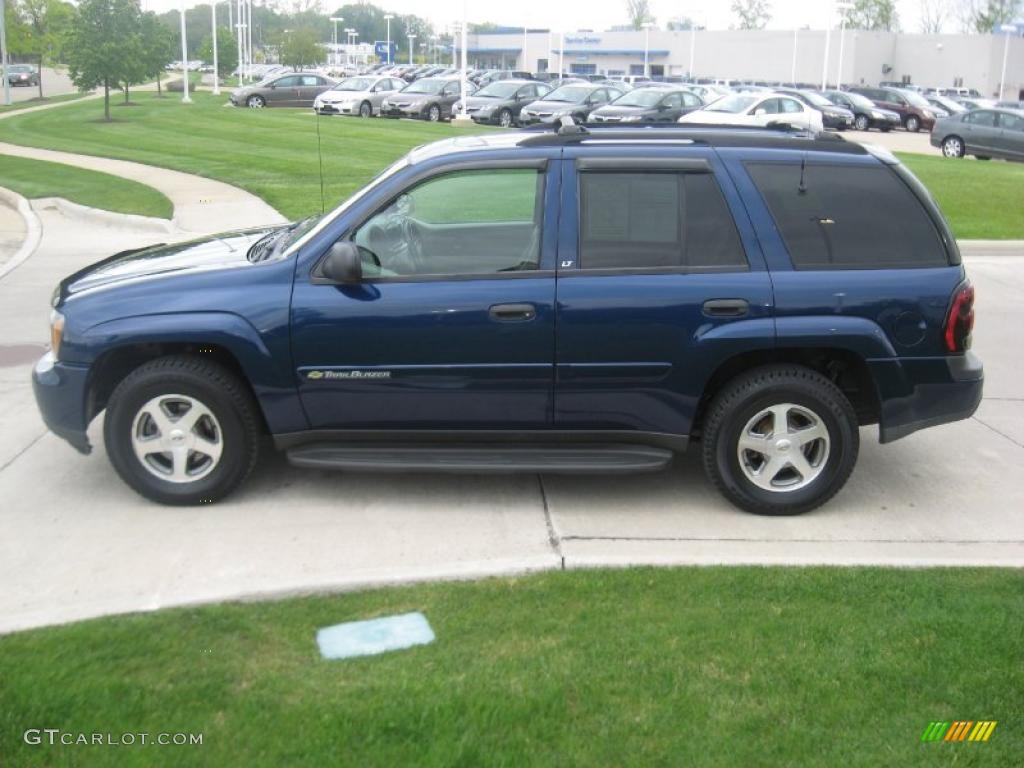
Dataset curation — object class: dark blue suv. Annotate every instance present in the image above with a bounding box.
[32,124,983,515]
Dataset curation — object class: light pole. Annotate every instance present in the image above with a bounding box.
[246,0,252,80]
[329,17,342,66]
[834,1,853,89]
[642,21,653,78]
[235,0,244,85]
[345,29,354,67]
[0,0,11,107]
[384,14,393,65]
[790,29,798,84]
[210,0,220,95]
[408,33,416,65]
[179,0,191,103]
[821,7,832,90]
[559,31,565,76]
[459,0,467,116]
[998,24,1017,100]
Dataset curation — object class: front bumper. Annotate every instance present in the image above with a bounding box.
[518,113,562,126]
[872,351,983,443]
[381,104,427,119]
[316,102,362,116]
[31,351,92,454]
[823,113,854,130]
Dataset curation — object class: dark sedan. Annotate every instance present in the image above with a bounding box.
[381,78,477,122]
[776,88,854,130]
[588,87,703,124]
[931,108,1024,162]
[457,80,552,127]
[822,89,901,131]
[229,72,336,108]
[6,64,39,87]
[518,83,625,126]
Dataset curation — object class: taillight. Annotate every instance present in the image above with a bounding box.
[944,282,974,353]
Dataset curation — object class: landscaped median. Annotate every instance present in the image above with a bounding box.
[0,154,173,220]
[0,91,1022,239]
[0,567,1020,766]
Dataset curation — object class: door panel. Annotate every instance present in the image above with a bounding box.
[553,153,774,437]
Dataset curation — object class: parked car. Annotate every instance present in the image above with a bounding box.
[33,122,982,515]
[683,84,729,105]
[926,94,968,116]
[518,83,624,125]
[313,75,406,117]
[776,89,854,130]
[588,87,703,124]
[229,72,336,108]
[955,97,996,111]
[380,77,474,122]
[456,79,552,127]
[822,89,900,131]
[931,108,1024,162]
[849,86,936,132]
[6,64,39,86]
[680,92,824,132]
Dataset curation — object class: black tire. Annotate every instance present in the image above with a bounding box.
[359,100,372,118]
[975,155,991,161]
[701,365,859,516]
[941,135,965,158]
[246,95,265,108]
[103,355,261,505]
[426,103,441,122]
[498,108,513,128]
[904,115,920,132]
[854,114,869,131]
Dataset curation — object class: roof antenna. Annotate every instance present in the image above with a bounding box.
[797,154,808,195]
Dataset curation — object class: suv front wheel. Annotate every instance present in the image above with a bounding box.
[701,365,859,515]
[103,356,261,505]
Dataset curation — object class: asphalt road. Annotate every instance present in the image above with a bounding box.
[0,203,1020,635]
[2,67,78,104]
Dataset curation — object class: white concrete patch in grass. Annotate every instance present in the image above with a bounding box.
[317,612,435,660]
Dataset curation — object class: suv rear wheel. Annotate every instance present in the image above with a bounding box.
[103,356,261,505]
[701,365,859,515]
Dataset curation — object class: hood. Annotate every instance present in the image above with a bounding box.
[523,99,585,113]
[60,228,279,301]
[320,88,372,100]
[462,95,511,109]
[680,111,748,125]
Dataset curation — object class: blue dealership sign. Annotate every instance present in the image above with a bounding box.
[374,41,398,62]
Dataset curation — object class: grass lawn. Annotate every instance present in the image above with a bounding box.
[0,154,173,219]
[0,91,490,221]
[898,153,1024,239]
[0,567,1020,767]
[0,92,92,114]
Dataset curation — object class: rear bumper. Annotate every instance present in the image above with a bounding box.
[872,352,983,443]
[31,352,92,454]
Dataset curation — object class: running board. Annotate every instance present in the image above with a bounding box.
[285,442,674,474]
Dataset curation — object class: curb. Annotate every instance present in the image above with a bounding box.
[0,187,43,283]
[958,240,1024,256]
[30,196,180,237]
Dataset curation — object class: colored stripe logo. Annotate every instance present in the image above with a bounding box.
[921,721,997,742]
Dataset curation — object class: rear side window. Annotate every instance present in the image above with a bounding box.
[746,162,947,269]
[578,171,748,271]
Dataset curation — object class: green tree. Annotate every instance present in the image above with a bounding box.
[3,0,75,98]
[626,0,653,29]
[279,27,323,69]
[65,0,142,120]
[731,0,772,29]
[965,0,1021,32]
[842,0,900,31]
[140,11,174,97]
[199,25,238,78]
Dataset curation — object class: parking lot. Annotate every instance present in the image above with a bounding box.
[1,199,1020,633]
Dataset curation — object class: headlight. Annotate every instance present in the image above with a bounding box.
[381,100,390,108]
[453,101,463,112]
[923,110,934,119]
[871,110,883,118]
[50,310,64,359]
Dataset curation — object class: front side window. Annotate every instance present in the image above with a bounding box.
[274,76,299,88]
[578,171,748,271]
[351,169,543,279]
[746,162,946,270]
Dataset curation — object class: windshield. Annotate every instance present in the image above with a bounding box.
[544,85,593,103]
[707,93,758,113]
[900,90,930,107]
[800,91,833,107]
[843,92,875,109]
[934,97,966,112]
[9,65,32,73]
[334,77,373,91]
[403,79,446,95]
[475,82,520,98]
[613,89,664,107]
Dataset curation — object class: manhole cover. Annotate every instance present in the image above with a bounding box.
[0,343,48,367]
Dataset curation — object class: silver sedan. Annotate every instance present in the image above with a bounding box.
[313,75,407,117]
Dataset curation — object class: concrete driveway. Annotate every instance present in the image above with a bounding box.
[1,208,1021,634]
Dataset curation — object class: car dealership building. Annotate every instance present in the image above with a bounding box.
[460,26,1024,99]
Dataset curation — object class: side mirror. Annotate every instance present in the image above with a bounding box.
[320,242,363,284]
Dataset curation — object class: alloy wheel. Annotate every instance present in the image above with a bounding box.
[942,137,964,158]
[736,403,831,493]
[131,394,224,484]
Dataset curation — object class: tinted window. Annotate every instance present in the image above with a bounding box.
[682,91,701,107]
[300,76,321,86]
[1000,112,1024,131]
[274,76,300,88]
[780,98,803,113]
[663,93,682,108]
[578,172,747,271]
[746,163,946,270]
[352,169,542,278]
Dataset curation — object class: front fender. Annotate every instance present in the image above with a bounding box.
[75,312,306,434]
